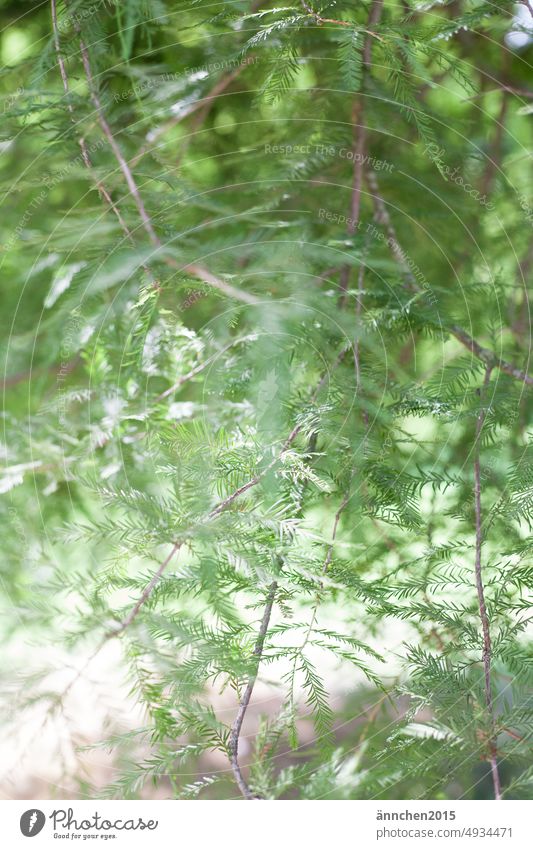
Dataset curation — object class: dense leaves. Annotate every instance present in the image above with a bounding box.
[1,0,533,800]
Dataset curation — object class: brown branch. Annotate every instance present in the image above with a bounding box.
[228,581,278,799]
[107,542,182,637]
[449,325,533,386]
[227,352,354,791]
[300,0,383,39]
[51,0,259,304]
[363,0,385,65]
[131,0,268,168]
[223,349,349,798]
[51,0,132,238]
[178,262,259,305]
[365,169,533,386]
[338,0,383,308]
[63,4,256,305]
[75,28,160,247]
[473,366,502,801]
[479,91,508,199]
[131,62,250,169]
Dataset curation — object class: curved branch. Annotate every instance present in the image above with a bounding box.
[228,581,278,799]
[366,170,533,386]
[473,366,502,800]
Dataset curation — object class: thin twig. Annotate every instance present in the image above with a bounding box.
[473,366,501,800]
[216,349,349,798]
[300,0,383,39]
[130,0,267,168]
[51,0,259,304]
[107,542,182,637]
[64,4,256,305]
[228,581,278,799]
[155,334,257,402]
[449,325,533,385]
[338,0,383,308]
[209,345,349,519]
[364,0,385,65]
[300,486,352,651]
[75,30,160,246]
[178,262,259,305]
[131,63,250,169]
[366,170,533,386]
[51,0,131,237]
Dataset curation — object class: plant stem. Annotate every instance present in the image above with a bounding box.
[228,581,278,799]
[473,365,502,800]
[366,170,533,386]
[338,0,383,307]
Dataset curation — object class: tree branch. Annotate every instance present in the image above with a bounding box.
[208,345,349,519]
[300,0,383,39]
[338,0,383,308]
[60,1,257,306]
[228,580,278,800]
[473,366,502,800]
[365,169,533,386]
[107,542,182,637]
[75,29,160,247]
[130,62,250,169]
[51,0,132,238]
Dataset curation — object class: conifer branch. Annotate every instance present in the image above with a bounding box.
[59,0,258,306]
[131,63,250,169]
[300,1,383,39]
[366,170,533,386]
[177,262,259,305]
[107,346,348,643]
[107,542,182,637]
[228,581,278,800]
[155,335,258,402]
[209,345,349,519]
[473,366,502,801]
[51,0,132,238]
[338,0,383,307]
[75,27,160,247]
[299,486,352,651]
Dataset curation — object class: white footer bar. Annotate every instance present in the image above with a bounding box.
[2,800,530,848]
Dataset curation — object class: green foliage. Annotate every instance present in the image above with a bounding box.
[0,0,532,801]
